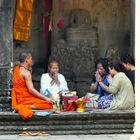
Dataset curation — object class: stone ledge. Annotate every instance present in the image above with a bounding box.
[0,109,135,135]
[0,109,135,117]
[0,109,135,122]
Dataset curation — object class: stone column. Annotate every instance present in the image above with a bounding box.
[0,0,14,111]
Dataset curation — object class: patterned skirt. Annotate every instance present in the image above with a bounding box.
[98,94,113,109]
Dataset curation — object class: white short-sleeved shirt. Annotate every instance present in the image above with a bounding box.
[40,73,68,100]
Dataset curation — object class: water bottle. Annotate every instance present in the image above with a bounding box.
[56,96,60,110]
[60,93,63,110]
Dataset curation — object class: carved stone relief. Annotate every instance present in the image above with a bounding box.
[68,9,91,28]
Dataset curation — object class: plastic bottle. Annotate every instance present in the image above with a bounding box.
[59,93,63,110]
[56,96,60,110]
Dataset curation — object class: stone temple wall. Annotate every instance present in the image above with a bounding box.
[52,0,132,57]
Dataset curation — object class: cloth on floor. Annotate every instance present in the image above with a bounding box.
[98,94,113,109]
[84,93,99,108]
[34,111,52,116]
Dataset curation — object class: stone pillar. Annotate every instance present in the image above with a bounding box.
[0,0,14,111]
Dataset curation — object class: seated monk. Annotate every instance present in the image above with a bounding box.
[11,52,55,120]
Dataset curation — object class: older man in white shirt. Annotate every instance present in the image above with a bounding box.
[40,60,69,102]
[40,73,68,101]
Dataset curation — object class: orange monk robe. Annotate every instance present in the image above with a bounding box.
[11,65,53,120]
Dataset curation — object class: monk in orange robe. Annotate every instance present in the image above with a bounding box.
[11,52,55,120]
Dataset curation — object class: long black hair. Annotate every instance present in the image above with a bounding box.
[95,58,109,73]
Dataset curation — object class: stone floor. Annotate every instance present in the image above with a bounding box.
[0,134,132,140]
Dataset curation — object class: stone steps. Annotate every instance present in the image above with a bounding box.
[0,110,135,135]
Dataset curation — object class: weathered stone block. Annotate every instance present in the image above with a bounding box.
[67,81,76,91]
[76,81,91,97]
